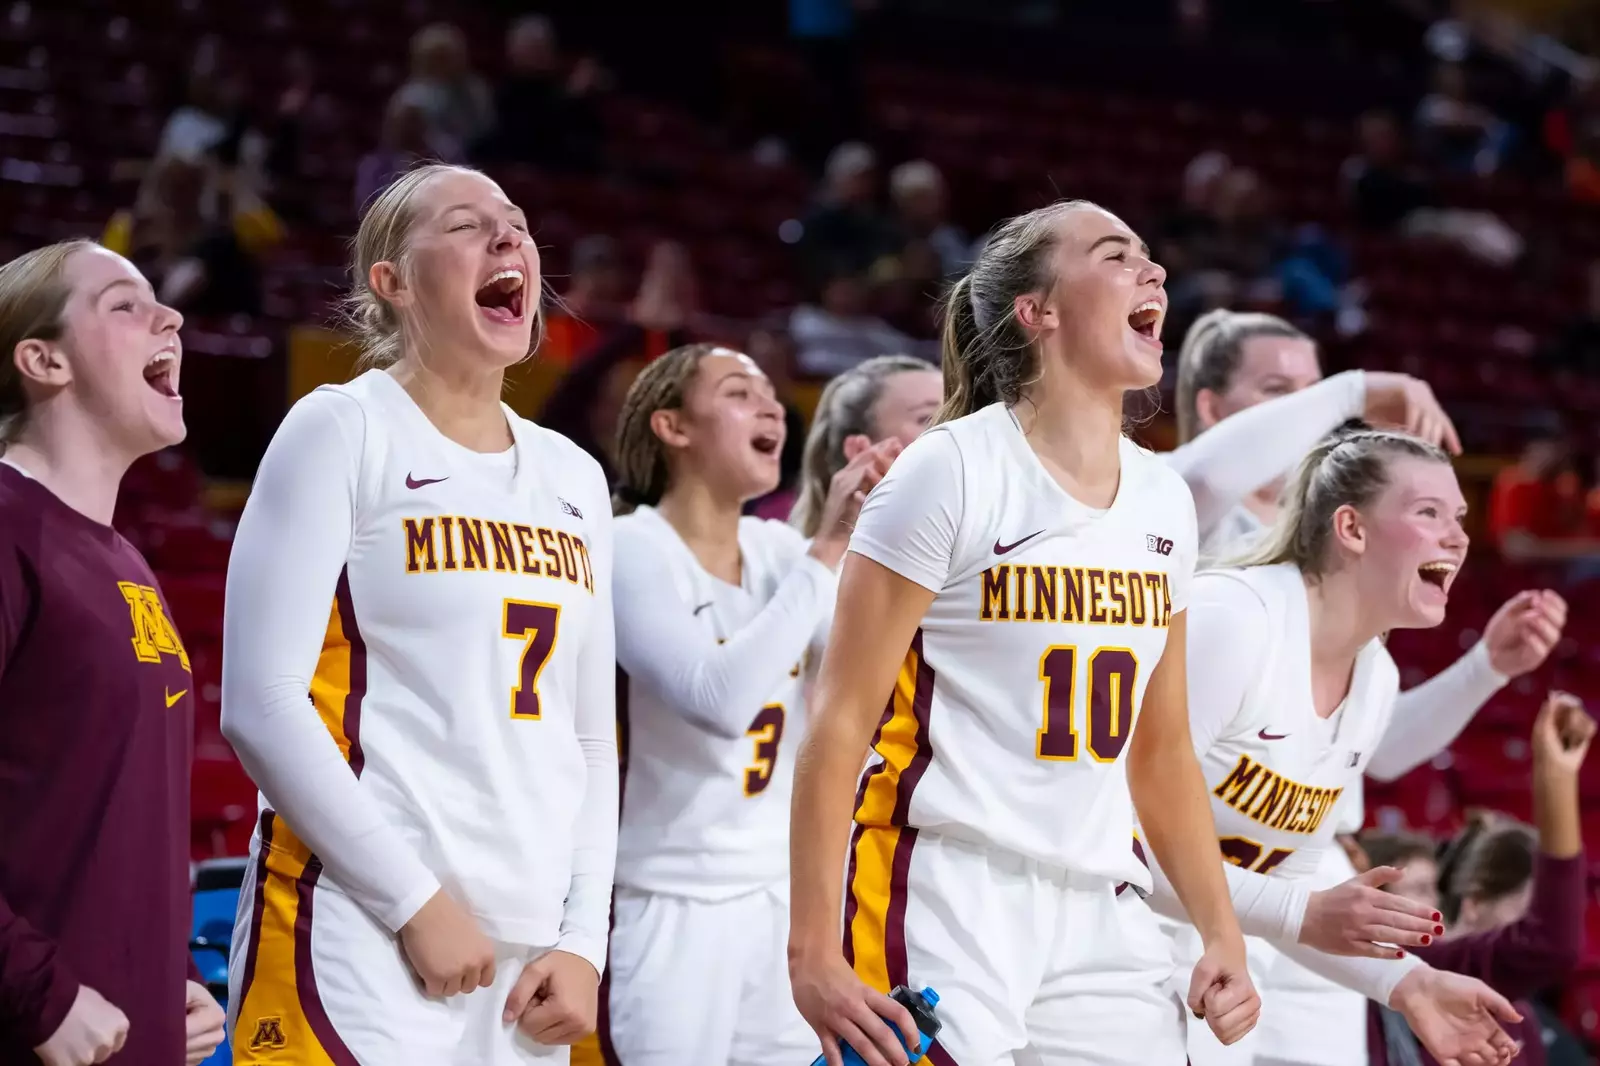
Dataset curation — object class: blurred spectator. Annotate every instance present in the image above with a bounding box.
[789,263,930,377]
[102,155,280,316]
[1539,261,1600,375]
[1415,62,1515,175]
[1544,75,1600,200]
[797,142,900,284]
[476,16,607,172]
[1486,433,1598,561]
[888,160,973,278]
[1358,830,1441,912]
[874,239,945,339]
[540,235,633,368]
[391,23,494,162]
[1370,692,1592,1066]
[538,242,702,480]
[356,98,455,212]
[158,50,251,164]
[1343,110,1524,266]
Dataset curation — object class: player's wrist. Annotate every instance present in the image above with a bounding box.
[1386,964,1435,1012]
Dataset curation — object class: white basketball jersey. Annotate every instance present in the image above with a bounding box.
[1197,564,1398,882]
[285,370,612,945]
[613,508,814,900]
[848,403,1198,887]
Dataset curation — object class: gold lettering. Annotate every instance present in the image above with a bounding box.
[489,522,516,571]
[556,531,580,583]
[438,516,458,571]
[1108,570,1128,626]
[1030,565,1056,622]
[459,518,487,570]
[404,518,437,573]
[538,528,563,578]
[513,524,540,574]
[1087,569,1107,624]
[980,567,1010,621]
[1212,755,1262,806]
[1127,572,1147,626]
[1062,567,1085,624]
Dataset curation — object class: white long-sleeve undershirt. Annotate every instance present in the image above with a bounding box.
[1165,370,1366,546]
[1144,567,1423,1005]
[612,513,836,739]
[1366,641,1507,782]
[220,392,440,933]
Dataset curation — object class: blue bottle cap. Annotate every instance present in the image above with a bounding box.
[920,987,939,1008]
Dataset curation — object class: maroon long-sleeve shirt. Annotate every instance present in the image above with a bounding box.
[1367,851,1587,1066]
[0,464,194,1063]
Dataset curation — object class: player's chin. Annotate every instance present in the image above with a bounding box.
[1116,334,1165,390]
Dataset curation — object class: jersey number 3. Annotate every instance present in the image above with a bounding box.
[744,704,786,797]
[1036,645,1139,763]
[504,600,561,720]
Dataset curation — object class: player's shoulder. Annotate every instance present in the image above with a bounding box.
[0,465,42,553]
[1120,436,1196,513]
[1193,565,1278,616]
[513,415,610,501]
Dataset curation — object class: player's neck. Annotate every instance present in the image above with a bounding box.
[1302,571,1382,715]
[1013,376,1124,508]
[657,480,744,585]
[3,412,133,527]
[389,357,512,454]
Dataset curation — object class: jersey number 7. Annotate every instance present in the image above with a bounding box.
[1036,645,1139,763]
[504,599,561,720]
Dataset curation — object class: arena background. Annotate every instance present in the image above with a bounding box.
[5,0,1599,1059]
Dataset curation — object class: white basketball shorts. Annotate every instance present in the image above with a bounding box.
[227,813,570,1066]
[842,827,1187,1066]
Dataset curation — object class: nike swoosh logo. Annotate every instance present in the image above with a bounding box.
[993,530,1044,556]
[1258,728,1288,741]
[405,474,449,490]
[692,602,714,616]
[165,688,188,708]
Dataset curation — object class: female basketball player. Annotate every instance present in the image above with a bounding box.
[598,343,898,1065]
[0,241,225,1065]
[1152,426,1523,1066]
[220,164,617,1065]
[1170,311,1566,1066]
[789,354,940,538]
[790,200,1259,1066]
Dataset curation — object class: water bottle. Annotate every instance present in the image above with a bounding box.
[811,985,942,1066]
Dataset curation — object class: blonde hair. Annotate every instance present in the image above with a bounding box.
[343,163,543,369]
[611,344,725,516]
[1231,425,1451,577]
[1174,308,1309,443]
[790,354,932,537]
[936,199,1096,426]
[0,239,95,452]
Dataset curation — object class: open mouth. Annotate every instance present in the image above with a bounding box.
[475,268,525,324]
[1128,300,1163,343]
[1417,561,1457,593]
[751,431,781,457]
[144,349,180,398]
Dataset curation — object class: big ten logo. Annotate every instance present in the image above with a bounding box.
[1145,535,1174,556]
[249,1016,288,1051]
[118,582,190,671]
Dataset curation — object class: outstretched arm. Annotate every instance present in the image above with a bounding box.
[1166,371,1365,541]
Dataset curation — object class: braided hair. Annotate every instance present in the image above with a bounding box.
[611,343,725,516]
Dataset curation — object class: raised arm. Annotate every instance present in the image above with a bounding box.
[612,520,837,739]
[219,391,439,930]
[1166,371,1365,541]
[556,469,619,977]
[1366,589,1563,782]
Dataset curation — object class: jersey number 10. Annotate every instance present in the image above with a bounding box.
[1036,645,1139,763]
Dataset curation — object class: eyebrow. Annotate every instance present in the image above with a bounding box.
[1414,494,1468,513]
[94,278,142,301]
[441,202,527,219]
[1088,234,1152,258]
